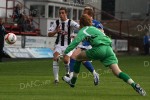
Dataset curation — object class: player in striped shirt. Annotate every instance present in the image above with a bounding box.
[48,7,79,84]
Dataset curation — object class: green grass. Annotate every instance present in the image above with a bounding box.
[0,55,150,100]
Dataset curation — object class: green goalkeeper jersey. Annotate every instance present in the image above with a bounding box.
[64,26,112,54]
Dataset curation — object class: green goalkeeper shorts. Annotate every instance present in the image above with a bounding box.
[86,45,118,67]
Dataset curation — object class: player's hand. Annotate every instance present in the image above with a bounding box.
[56,26,62,33]
[70,34,76,38]
[63,54,70,64]
[63,54,69,58]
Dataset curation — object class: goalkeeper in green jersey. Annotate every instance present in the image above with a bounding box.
[62,14,146,96]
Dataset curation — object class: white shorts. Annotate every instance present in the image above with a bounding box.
[77,45,92,50]
[54,44,74,56]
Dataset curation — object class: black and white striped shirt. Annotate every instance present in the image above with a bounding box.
[48,19,79,46]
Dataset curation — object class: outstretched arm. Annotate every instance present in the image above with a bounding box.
[64,29,87,54]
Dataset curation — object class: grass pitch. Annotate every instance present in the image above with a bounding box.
[0,55,150,100]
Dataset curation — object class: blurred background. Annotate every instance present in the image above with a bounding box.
[0,1,150,100]
[0,0,150,60]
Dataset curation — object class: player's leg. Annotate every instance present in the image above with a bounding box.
[69,58,76,78]
[69,48,81,78]
[71,48,95,73]
[70,47,99,85]
[71,51,91,86]
[82,60,99,85]
[53,51,60,84]
[63,47,74,77]
[53,45,72,83]
[63,50,90,87]
[63,55,70,76]
[102,46,146,96]
[110,64,146,96]
[110,64,135,86]
[52,45,64,84]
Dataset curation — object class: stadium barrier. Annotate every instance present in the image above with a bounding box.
[4,35,128,58]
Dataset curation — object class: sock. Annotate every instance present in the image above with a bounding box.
[69,58,76,72]
[73,61,82,73]
[71,77,77,85]
[69,72,73,79]
[64,64,70,75]
[131,83,136,88]
[53,61,59,81]
[82,61,94,73]
[92,70,97,75]
[118,72,136,88]
[71,61,82,85]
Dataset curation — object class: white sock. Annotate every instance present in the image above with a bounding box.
[64,64,70,75]
[69,72,73,78]
[127,79,134,85]
[92,70,96,75]
[53,61,59,81]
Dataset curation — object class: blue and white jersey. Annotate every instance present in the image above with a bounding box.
[82,20,103,47]
[92,19,103,29]
[82,40,91,46]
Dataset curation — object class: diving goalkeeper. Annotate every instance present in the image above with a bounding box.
[62,14,146,96]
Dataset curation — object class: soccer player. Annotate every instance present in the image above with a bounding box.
[0,18,6,62]
[62,14,146,96]
[48,7,79,84]
[69,7,104,85]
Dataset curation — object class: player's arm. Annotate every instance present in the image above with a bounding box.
[70,20,80,38]
[48,22,61,37]
[71,20,80,29]
[64,29,86,55]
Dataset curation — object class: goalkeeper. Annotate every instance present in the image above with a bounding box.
[62,14,146,96]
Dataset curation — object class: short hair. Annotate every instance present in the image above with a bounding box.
[83,6,94,17]
[80,14,92,29]
[59,7,67,13]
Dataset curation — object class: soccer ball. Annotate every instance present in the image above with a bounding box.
[5,33,17,44]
